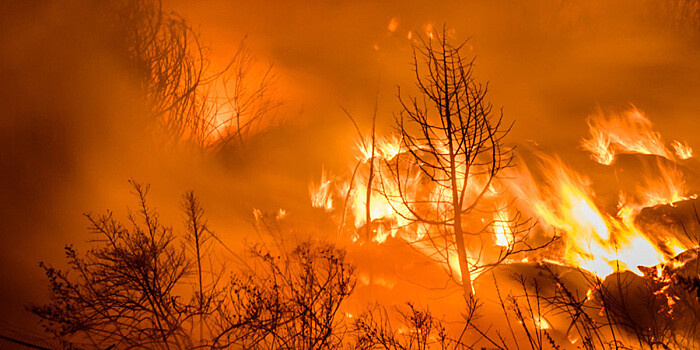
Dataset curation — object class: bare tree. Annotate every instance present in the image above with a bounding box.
[30,181,196,348]
[31,182,355,349]
[182,191,227,346]
[211,212,356,349]
[352,303,465,350]
[111,0,278,153]
[383,28,538,299]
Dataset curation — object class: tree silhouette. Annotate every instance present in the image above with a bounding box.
[210,212,355,349]
[112,0,278,152]
[383,29,540,299]
[30,181,196,348]
[30,182,355,349]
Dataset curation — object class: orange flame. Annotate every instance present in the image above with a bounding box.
[313,108,695,283]
[309,168,335,212]
[635,160,694,209]
[672,140,693,160]
[511,154,689,278]
[581,106,691,164]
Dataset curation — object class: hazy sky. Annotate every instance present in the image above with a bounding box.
[1,0,699,330]
[167,0,700,144]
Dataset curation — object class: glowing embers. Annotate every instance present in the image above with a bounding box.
[581,106,693,165]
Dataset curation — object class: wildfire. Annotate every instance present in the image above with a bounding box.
[355,135,402,163]
[309,167,335,212]
[511,155,690,277]
[312,106,697,285]
[492,197,516,248]
[493,211,513,247]
[581,106,692,165]
[634,159,694,209]
[672,140,693,159]
[533,315,551,330]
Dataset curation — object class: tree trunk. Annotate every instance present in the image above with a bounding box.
[453,216,473,298]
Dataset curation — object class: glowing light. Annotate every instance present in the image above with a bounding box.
[493,207,513,247]
[672,140,693,159]
[509,156,683,278]
[425,23,435,40]
[582,107,677,164]
[312,108,695,284]
[636,160,693,208]
[309,168,334,211]
[533,315,551,330]
[387,17,399,32]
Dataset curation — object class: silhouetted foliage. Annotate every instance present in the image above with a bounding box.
[212,240,355,348]
[31,182,355,349]
[111,0,278,152]
[352,303,462,350]
[382,27,547,299]
[493,259,700,350]
[31,181,196,348]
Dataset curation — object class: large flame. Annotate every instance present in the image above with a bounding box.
[312,107,696,283]
[581,106,691,165]
[493,206,514,248]
[510,156,686,277]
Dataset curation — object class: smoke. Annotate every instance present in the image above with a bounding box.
[169,0,700,147]
[1,0,698,330]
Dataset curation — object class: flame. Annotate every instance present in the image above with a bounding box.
[533,315,551,330]
[581,106,691,164]
[493,206,514,248]
[312,107,696,285]
[355,135,402,163]
[672,140,693,159]
[635,160,694,208]
[342,132,490,283]
[511,156,683,277]
[517,314,551,330]
[309,168,335,212]
[425,23,435,40]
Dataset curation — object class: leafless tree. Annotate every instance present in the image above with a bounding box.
[352,303,466,350]
[31,182,354,349]
[181,191,227,346]
[210,212,356,349]
[382,28,543,299]
[111,0,278,153]
[30,181,198,348]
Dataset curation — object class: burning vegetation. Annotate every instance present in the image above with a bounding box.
[306,27,700,350]
[5,0,700,349]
